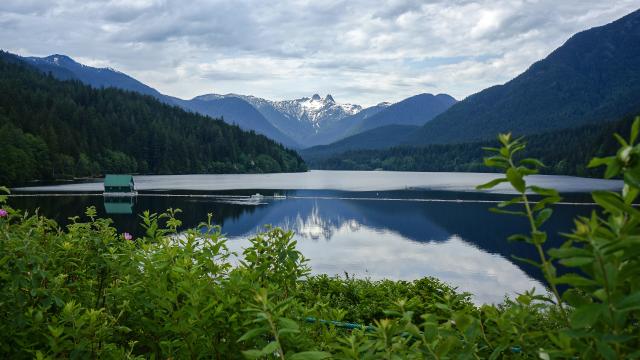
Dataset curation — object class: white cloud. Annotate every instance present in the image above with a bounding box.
[0,0,638,105]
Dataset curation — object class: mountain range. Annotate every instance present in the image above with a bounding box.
[18,54,457,149]
[303,8,640,161]
[194,92,375,147]
[23,55,300,148]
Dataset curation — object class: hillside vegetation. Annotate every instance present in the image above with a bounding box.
[25,54,300,148]
[0,53,306,186]
[301,125,419,163]
[311,115,635,177]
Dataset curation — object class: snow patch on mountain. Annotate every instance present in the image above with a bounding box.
[197,93,364,132]
[269,94,362,130]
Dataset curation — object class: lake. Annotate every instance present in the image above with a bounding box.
[10,171,621,304]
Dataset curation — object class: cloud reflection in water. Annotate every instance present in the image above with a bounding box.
[227,203,545,304]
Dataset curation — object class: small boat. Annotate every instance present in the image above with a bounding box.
[272,193,287,199]
[250,193,264,200]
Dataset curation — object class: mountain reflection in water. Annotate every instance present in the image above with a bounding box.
[9,190,595,303]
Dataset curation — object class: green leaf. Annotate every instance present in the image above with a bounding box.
[588,156,613,169]
[554,274,598,287]
[261,341,280,355]
[533,196,562,211]
[476,177,507,190]
[453,313,474,331]
[631,117,640,144]
[507,234,530,243]
[518,166,538,176]
[604,160,622,179]
[535,208,553,228]
[489,345,508,360]
[497,196,521,208]
[616,291,640,311]
[529,185,559,197]
[593,190,640,218]
[614,133,629,147]
[520,158,545,168]
[592,191,624,215]
[483,156,509,168]
[558,257,593,267]
[48,325,64,338]
[624,172,640,190]
[516,293,532,305]
[571,303,605,328]
[562,289,591,307]
[489,208,527,216]
[511,255,541,268]
[278,317,300,331]
[531,231,547,245]
[237,327,265,342]
[288,351,332,360]
[506,168,526,193]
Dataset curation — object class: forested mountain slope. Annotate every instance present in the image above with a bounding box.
[311,115,637,177]
[23,53,300,148]
[301,125,419,162]
[0,52,306,186]
[407,9,640,145]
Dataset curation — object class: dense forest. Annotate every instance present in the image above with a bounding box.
[0,53,306,186]
[311,115,636,177]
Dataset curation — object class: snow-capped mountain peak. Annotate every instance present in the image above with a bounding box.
[272,93,362,130]
[200,92,364,131]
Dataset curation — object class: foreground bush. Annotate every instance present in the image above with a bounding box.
[0,197,471,359]
[1,119,639,358]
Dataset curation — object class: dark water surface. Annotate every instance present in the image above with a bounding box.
[11,171,618,303]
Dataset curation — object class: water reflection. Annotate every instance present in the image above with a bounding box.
[221,200,554,304]
[9,190,594,304]
[226,211,546,304]
[104,196,135,214]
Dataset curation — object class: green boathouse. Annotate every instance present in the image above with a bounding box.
[103,174,135,194]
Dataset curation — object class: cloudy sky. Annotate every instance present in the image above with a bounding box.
[1,1,638,106]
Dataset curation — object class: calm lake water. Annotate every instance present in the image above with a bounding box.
[11,171,622,304]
